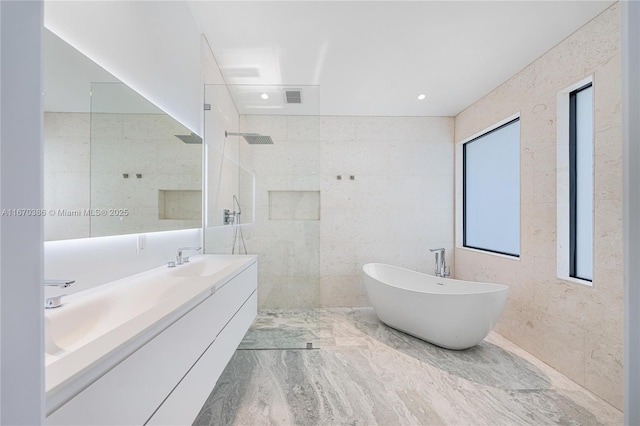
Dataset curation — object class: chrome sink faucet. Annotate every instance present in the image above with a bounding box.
[176,247,201,265]
[429,248,450,278]
[44,279,75,309]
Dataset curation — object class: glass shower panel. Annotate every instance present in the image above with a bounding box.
[204,84,322,350]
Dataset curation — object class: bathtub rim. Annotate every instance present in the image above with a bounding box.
[362,262,508,295]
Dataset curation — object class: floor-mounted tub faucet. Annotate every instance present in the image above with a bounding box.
[44,279,75,309]
[429,248,450,278]
[176,247,202,265]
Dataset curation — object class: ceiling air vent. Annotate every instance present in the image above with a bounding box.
[284,89,302,104]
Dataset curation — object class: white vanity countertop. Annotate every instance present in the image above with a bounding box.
[45,254,256,414]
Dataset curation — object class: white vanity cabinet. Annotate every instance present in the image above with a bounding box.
[46,259,257,426]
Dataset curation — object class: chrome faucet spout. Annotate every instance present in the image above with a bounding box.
[177,246,202,265]
[429,248,449,278]
[44,279,75,308]
[44,279,75,288]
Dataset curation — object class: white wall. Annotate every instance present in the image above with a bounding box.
[0,1,45,423]
[44,1,202,135]
[45,229,201,295]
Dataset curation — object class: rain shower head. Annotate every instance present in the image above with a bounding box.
[225,131,274,145]
[243,134,274,145]
[175,133,202,144]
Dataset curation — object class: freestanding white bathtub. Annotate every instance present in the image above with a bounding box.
[362,263,508,350]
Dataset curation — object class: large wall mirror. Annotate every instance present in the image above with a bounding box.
[44,29,203,241]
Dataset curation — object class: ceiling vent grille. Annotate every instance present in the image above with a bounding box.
[284,89,302,104]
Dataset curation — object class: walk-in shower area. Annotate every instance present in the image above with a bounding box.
[203,84,324,352]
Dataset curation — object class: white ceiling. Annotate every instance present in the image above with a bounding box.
[189,0,615,117]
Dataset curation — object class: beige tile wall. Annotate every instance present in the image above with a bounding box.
[239,115,455,309]
[90,113,202,237]
[454,4,622,409]
[44,112,91,240]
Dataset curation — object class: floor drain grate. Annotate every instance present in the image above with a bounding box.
[237,343,320,351]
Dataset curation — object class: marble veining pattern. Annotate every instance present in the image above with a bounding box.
[194,308,622,425]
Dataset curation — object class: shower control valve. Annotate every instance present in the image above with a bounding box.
[224,209,236,225]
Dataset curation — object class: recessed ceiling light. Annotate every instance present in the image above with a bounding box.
[417,94,426,101]
[260,93,269,100]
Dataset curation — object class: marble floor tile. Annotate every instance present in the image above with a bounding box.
[194,308,622,426]
[237,309,335,350]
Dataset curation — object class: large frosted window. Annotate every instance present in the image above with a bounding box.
[464,119,520,256]
[570,84,593,281]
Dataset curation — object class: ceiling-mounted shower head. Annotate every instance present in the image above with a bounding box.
[225,131,274,145]
[175,133,203,144]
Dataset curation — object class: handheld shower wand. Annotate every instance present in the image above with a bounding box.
[232,195,247,255]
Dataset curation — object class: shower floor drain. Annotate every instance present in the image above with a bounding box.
[237,342,318,351]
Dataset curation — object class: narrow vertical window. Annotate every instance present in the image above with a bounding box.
[570,84,593,281]
[463,118,520,256]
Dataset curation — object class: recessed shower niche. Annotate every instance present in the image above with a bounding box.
[158,189,202,221]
